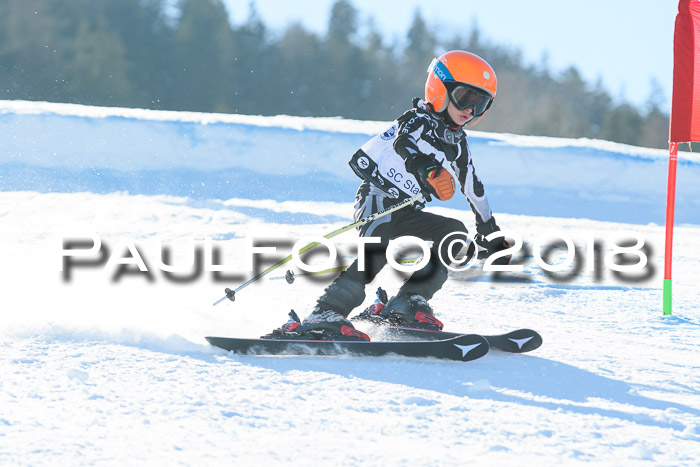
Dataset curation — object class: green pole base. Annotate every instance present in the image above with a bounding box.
[663,279,672,316]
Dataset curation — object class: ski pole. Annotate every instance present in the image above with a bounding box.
[277,257,422,283]
[276,251,474,283]
[213,192,424,306]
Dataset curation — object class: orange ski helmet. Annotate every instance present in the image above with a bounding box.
[425,50,497,118]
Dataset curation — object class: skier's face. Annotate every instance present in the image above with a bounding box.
[446,100,474,126]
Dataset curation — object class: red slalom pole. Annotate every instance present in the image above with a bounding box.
[663,142,679,316]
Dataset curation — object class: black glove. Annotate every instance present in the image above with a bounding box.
[404,153,441,201]
[406,153,455,201]
[475,217,511,265]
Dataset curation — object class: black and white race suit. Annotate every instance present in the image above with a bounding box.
[315,99,495,315]
[351,98,493,237]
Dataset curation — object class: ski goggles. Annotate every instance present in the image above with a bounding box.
[449,84,493,116]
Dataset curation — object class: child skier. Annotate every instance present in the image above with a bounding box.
[269,50,510,341]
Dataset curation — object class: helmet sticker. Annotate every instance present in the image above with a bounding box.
[430,58,455,84]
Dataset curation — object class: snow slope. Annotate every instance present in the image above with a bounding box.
[1,101,699,466]
[3,99,700,224]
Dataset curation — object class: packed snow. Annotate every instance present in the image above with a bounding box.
[1,100,699,465]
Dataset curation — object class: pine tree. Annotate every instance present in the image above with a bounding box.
[173,0,235,112]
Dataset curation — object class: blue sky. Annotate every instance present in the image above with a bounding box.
[224,1,677,113]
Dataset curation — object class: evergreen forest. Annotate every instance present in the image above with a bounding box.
[0,0,670,149]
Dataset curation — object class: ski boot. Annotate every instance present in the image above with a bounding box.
[354,288,443,331]
[263,308,370,341]
[353,288,389,324]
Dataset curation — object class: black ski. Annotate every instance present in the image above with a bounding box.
[205,333,489,362]
[371,326,542,353]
